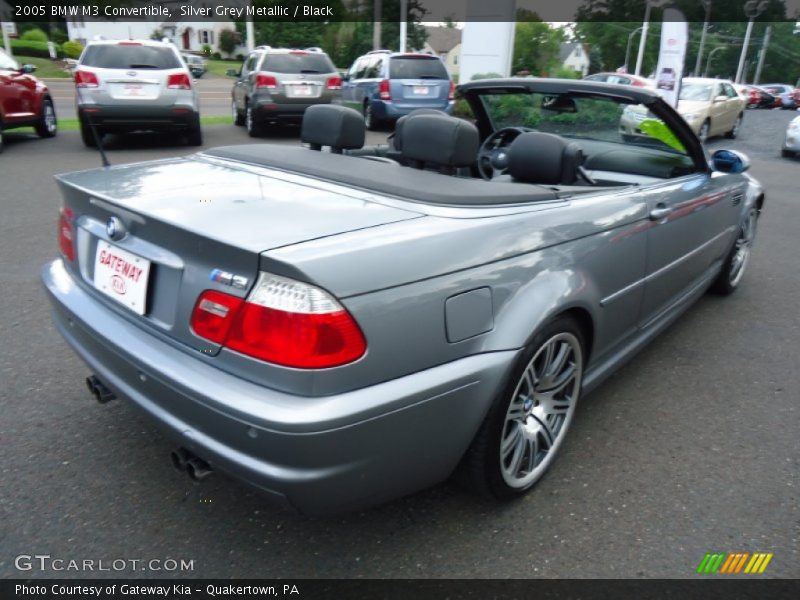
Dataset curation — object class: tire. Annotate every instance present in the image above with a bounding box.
[461,315,585,500]
[781,148,795,158]
[79,118,100,148]
[725,113,743,139]
[35,97,57,138]
[364,102,380,131]
[0,120,4,154]
[232,100,244,126]
[710,207,758,296]
[185,125,203,146]
[698,119,710,143]
[246,104,263,137]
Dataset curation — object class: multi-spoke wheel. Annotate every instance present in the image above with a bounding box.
[711,207,758,295]
[462,316,585,499]
[35,98,57,138]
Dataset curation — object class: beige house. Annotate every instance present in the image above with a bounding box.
[421,26,462,77]
[559,42,590,77]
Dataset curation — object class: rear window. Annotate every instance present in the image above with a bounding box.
[389,57,449,80]
[261,53,335,74]
[81,45,182,70]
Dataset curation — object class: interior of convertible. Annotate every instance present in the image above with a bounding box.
[204,89,702,206]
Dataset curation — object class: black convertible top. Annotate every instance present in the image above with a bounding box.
[201,145,560,206]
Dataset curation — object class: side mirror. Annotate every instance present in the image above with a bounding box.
[711,149,750,173]
[226,68,239,77]
[20,64,37,74]
[341,72,350,82]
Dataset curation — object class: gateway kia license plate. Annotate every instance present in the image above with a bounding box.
[93,240,151,315]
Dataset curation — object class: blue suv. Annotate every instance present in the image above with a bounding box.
[340,50,454,130]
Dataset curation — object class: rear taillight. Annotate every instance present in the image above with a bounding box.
[326,76,342,90]
[58,207,75,262]
[167,73,192,90]
[379,79,391,101]
[448,80,455,101]
[255,74,278,89]
[631,79,646,87]
[74,70,99,88]
[191,273,366,369]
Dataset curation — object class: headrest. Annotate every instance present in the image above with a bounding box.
[400,114,479,168]
[507,132,583,185]
[391,109,445,151]
[301,104,365,152]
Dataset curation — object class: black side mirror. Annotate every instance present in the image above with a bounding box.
[20,64,37,74]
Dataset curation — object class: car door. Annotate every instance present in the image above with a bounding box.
[340,59,361,110]
[721,83,741,129]
[639,170,739,327]
[0,55,36,124]
[233,54,257,112]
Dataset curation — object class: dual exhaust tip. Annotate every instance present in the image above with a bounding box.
[171,447,213,481]
[86,375,115,403]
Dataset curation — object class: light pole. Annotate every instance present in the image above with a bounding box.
[634,1,652,76]
[624,27,643,73]
[704,45,727,77]
[694,0,712,76]
[735,0,767,84]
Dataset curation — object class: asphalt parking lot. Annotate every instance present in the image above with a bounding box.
[0,109,798,579]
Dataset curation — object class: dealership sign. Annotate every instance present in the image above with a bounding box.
[654,8,688,108]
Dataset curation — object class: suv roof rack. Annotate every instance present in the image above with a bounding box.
[254,45,272,52]
[305,47,323,53]
[367,49,392,55]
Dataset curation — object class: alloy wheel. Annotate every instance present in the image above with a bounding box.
[44,103,56,134]
[699,121,710,143]
[729,209,757,287]
[499,332,583,488]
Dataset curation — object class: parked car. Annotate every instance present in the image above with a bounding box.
[760,83,798,109]
[341,50,454,130]
[782,115,800,158]
[620,77,745,143]
[182,53,207,78]
[0,47,57,153]
[583,72,654,88]
[42,78,764,514]
[73,39,201,147]
[743,85,777,109]
[229,46,341,136]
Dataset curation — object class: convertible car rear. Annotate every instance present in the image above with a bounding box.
[42,79,764,514]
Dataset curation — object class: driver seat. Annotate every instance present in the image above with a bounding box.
[503,132,585,185]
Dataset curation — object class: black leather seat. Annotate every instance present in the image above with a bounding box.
[504,132,584,185]
[399,113,479,175]
[301,104,365,153]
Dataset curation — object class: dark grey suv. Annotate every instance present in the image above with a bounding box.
[229,46,341,136]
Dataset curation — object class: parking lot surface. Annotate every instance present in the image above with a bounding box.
[0,110,798,578]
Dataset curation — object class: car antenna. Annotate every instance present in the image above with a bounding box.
[85,112,111,167]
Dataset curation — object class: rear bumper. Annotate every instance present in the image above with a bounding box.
[252,97,334,123]
[371,99,454,121]
[41,259,513,514]
[77,105,199,132]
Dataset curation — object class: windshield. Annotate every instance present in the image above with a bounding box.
[389,57,448,80]
[81,45,182,69]
[679,83,713,102]
[479,91,689,155]
[261,53,335,74]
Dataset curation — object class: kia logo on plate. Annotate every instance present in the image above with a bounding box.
[127,71,137,77]
[111,275,127,295]
[106,217,126,240]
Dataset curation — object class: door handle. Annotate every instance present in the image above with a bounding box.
[649,204,673,220]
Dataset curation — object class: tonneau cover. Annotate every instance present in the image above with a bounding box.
[202,145,559,206]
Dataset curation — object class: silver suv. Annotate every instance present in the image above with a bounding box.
[229,46,341,136]
[74,39,201,147]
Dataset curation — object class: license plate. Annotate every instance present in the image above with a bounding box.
[291,85,313,97]
[413,86,430,95]
[94,240,151,315]
[123,84,144,96]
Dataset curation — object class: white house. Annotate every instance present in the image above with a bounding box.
[559,42,590,77]
[420,26,462,76]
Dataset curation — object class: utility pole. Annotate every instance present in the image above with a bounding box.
[634,1,652,76]
[735,0,767,84]
[753,25,770,84]
[694,0,712,76]
[373,0,382,50]
[399,0,407,52]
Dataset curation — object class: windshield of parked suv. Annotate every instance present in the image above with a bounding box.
[679,83,713,102]
[81,45,182,69]
[480,90,690,155]
[0,48,19,70]
[261,52,335,74]
[389,57,448,80]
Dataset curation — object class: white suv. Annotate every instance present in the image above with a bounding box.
[74,39,201,147]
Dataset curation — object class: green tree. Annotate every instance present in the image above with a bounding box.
[219,29,238,58]
[513,14,565,76]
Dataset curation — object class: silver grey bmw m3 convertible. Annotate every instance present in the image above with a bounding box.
[42,78,764,514]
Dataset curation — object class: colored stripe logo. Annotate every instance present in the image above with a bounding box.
[697,552,773,574]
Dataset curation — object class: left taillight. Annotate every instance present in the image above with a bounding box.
[326,76,342,90]
[448,80,455,101]
[167,73,192,90]
[58,207,75,262]
[190,272,366,369]
[74,70,99,88]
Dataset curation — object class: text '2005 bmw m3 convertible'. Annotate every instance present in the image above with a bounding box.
[42,78,764,514]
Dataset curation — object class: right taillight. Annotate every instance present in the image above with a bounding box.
[255,74,278,89]
[448,80,455,101]
[191,273,366,369]
[58,207,75,262]
[378,79,391,101]
[74,70,99,88]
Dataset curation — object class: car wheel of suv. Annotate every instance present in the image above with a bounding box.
[79,118,101,148]
[711,207,758,296]
[726,114,743,139]
[246,105,263,137]
[232,100,244,126]
[781,148,795,158]
[35,98,57,138]
[186,125,203,146]
[461,315,584,500]
[698,119,710,143]
[364,103,380,131]
[0,121,4,154]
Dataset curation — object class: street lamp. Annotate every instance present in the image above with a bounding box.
[704,45,727,77]
[694,0,712,76]
[634,0,665,77]
[735,0,768,84]
[624,26,643,73]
